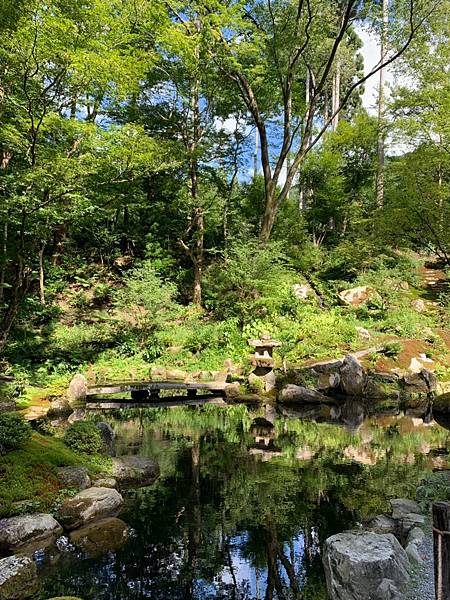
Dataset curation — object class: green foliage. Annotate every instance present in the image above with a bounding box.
[64,421,103,455]
[0,413,31,454]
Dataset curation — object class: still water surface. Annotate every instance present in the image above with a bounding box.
[38,401,449,599]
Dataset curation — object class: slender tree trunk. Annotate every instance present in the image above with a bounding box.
[39,242,46,305]
[332,58,341,131]
[0,219,7,304]
[375,0,389,208]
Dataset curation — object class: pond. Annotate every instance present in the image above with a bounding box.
[37,401,449,600]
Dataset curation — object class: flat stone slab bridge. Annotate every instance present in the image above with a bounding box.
[85,379,228,409]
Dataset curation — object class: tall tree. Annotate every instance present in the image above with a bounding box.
[207,0,436,242]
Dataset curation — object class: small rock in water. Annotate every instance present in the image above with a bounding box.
[69,517,128,557]
[111,456,160,488]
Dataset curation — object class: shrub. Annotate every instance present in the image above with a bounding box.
[64,421,103,454]
[0,413,32,454]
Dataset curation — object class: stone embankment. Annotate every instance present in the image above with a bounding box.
[0,457,160,599]
[323,496,432,600]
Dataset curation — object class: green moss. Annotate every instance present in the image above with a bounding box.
[0,433,111,517]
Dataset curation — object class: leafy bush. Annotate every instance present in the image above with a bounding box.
[64,421,103,454]
[203,239,297,320]
[0,413,32,454]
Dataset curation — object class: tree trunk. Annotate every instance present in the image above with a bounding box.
[0,219,7,304]
[332,58,341,131]
[39,242,46,305]
[375,0,389,208]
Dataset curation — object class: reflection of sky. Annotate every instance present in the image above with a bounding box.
[216,531,319,599]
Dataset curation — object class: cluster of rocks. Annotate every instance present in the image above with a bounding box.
[323,497,427,600]
[0,456,159,599]
[277,353,437,405]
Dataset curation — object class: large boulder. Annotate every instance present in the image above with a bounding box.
[58,487,124,530]
[340,355,368,397]
[111,456,160,488]
[338,286,377,307]
[69,517,129,557]
[322,531,410,600]
[56,467,91,491]
[0,555,38,600]
[0,513,62,553]
[278,384,328,404]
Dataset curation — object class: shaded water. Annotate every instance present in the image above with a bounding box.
[38,401,449,600]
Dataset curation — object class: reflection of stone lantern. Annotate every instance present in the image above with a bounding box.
[248,335,281,393]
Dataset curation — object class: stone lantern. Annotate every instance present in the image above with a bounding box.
[248,334,281,392]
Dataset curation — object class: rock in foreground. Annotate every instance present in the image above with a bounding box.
[58,487,123,530]
[0,513,62,553]
[323,531,409,600]
[0,555,38,600]
[111,456,160,488]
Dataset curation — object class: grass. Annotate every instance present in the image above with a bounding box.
[0,433,112,517]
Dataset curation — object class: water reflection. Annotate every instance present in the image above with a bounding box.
[39,403,449,600]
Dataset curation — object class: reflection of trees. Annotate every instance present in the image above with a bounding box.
[41,406,450,599]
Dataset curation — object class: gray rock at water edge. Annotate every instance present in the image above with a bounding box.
[96,422,116,456]
[340,355,368,397]
[316,372,340,392]
[322,531,410,600]
[405,542,423,565]
[0,513,63,553]
[57,487,124,530]
[390,498,421,519]
[371,578,405,600]
[278,384,328,404]
[69,517,129,557]
[57,466,91,491]
[403,369,437,394]
[67,374,88,403]
[111,456,160,488]
[0,555,38,600]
